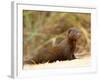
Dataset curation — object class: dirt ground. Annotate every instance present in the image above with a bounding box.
[23,55,91,70]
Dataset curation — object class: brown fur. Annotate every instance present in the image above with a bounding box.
[24,28,81,64]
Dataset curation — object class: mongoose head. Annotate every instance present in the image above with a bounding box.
[67,28,81,41]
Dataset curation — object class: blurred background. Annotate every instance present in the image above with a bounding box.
[23,10,91,63]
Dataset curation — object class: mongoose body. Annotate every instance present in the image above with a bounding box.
[24,28,81,64]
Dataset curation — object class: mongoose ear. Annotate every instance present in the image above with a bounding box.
[67,28,72,34]
[67,28,74,34]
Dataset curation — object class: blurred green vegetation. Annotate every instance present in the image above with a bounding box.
[23,10,91,59]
